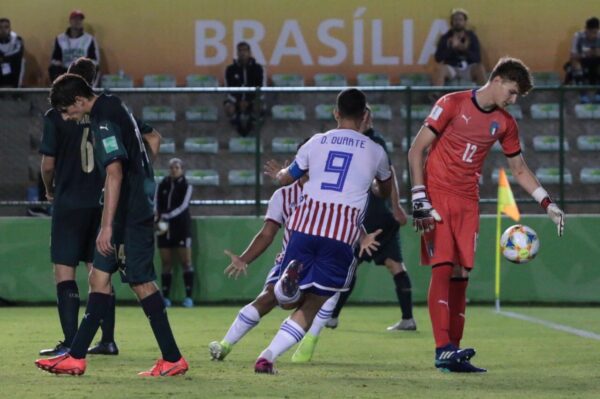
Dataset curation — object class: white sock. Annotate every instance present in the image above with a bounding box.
[274,279,301,305]
[259,318,306,362]
[223,304,260,345]
[308,292,340,336]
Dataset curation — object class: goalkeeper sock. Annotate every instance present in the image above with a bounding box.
[393,271,414,320]
[223,304,261,345]
[449,277,469,348]
[259,318,305,362]
[308,293,340,336]
[428,264,452,348]
[183,268,194,298]
[161,272,172,299]
[56,280,80,347]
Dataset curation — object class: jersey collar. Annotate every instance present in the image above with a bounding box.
[470,89,497,114]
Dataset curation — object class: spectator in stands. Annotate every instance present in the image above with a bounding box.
[48,10,99,84]
[155,158,196,308]
[0,18,24,88]
[432,8,486,87]
[224,41,266,136]
[565,17,600,103]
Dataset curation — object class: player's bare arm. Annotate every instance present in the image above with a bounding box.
[507,154,565,236]
[142,129,161,160]
[224,220,280,279]
[40,155,56,202]
[97,161,123,256]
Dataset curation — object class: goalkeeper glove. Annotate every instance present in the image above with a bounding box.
[411,185,442,233]
[532,187,564,237]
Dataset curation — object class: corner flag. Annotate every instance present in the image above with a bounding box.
[495,168,520,311]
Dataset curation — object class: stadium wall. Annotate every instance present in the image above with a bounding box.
[0,215,597,304]
[5,0,597,86]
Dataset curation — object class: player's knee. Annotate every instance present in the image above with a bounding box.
[54,264,76,283]
[88,270,111,294]
[129,281,158,299]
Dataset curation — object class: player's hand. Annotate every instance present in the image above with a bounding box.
[359,229,382,258]
[263,159,288,180]
[96,226,114,257]
[393,203,408,226]
[411,185,442,233]
[546,203,565,237]
[223,249,248,279]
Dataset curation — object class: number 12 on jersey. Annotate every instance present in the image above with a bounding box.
[321,151,353,192]
[462,143,477,163]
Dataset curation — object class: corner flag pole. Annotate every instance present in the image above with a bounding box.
[495,204,502,312]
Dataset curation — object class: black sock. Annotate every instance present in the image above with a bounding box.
[161,272,172,299]
[100,286,116,343]
[141,291,181,363]
[56,280,80,347]
[183,269,194,298]
[69,292,111,359]
[393,271,413,320]
[332,273,357,319]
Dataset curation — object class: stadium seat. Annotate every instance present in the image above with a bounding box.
[143,74,177,88]
[357,73,390,86]
[580,167,600,183]
[101,74,133,88]
[185,105,218,122]
[228,169,262,185]
[314,73,347,86]
[370,104,392,120]
[530,103,560,119]
[154,169,168,184]
[186,74,219,87]
[491,168,516,183]
[380,136,394,153]
[271,73,304,87]
[142,106,176,122]
[229,137,262,153]
[535,167,573,184]
[532,135,569,152]
[532,72,561,86]
[315,104,335,120]
[159,137,176,154]
[272,137,302,153]
[186,169,220,186]
[399,73,431,86]
[184,137,219,153]
[506,104,523,119]
[272,105,306,120]
[574,104,600,119]
[400,104,431,119]
[577,135,600,151]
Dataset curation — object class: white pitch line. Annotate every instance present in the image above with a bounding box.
[496,310,600,341]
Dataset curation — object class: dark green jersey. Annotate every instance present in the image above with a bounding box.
[90,93,156,224]
[39,109,103,210]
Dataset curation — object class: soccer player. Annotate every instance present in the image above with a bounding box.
[408,57,565,373]
[35,74,187,376]
[257,88,392,374]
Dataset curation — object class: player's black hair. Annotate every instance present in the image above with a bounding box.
[49,73,94,109]
[586,17,599,30]
[67,57,97,85]
[336,88,367,120]
[490,57,533,95]
[0,18,10,24]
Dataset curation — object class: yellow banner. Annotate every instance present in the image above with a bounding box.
[4,0,597,86]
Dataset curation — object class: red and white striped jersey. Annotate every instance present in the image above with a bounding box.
[288,129,391,244]
[264,180,304,264]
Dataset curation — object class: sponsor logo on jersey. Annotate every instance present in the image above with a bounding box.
[461,114,471,124]
[429,105,443,121]
[490,121,499,136]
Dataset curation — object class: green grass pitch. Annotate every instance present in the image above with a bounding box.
[2,305,600,398]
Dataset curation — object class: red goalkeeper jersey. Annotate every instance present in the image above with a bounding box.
[423,89,521,200]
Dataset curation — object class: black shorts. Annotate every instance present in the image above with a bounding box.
[51,207,102,267]
[358,221,403,265]
[94,218,156,284]
[157,219,192,248]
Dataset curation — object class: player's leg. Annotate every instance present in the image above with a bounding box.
[177,245,195,308]
[384,259,416,331]
[87,262,119,355]
[327,272,357,328]
[256,292,329,373]
[292,292,340,362]
[159,247,173,307]
[210,284,279,361]
[449,265,469,348]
